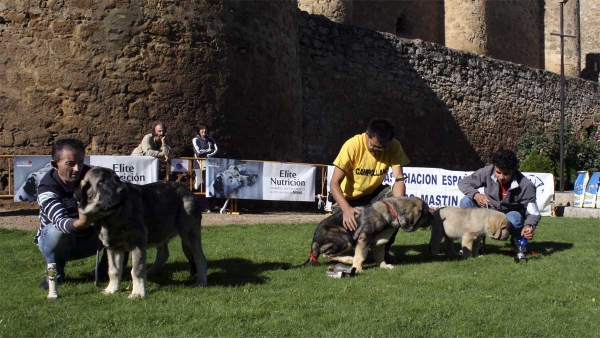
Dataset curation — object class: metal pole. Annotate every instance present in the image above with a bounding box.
[551,0,576,192]
[559,1,565,192]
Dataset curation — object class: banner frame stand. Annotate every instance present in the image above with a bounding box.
[219,198,239,214]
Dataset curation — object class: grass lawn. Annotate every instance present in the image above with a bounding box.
[0,217,598,337]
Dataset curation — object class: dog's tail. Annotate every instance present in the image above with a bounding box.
[290,242,321,269]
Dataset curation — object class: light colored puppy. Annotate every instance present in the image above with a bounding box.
[429,207,510,258]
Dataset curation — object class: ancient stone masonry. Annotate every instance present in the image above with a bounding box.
[301,0,599,79]
[299,12,600,169]
[580,0,600,82]
[0,2,599,172]
[0,0,302,161]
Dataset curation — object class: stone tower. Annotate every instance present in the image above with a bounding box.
[580,0,600,82]
[544,0,581,77]
[444,0,488,55]
[299,0,595,78]
[0,0,303,161]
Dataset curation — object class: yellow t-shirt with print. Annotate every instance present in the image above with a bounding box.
[333,133,410,200]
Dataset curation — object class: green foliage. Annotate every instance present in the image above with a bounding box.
[1,220,600,337]
[518,122,600,189]
[520,152,555,173]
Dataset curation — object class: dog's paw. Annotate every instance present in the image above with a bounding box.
[128,290,146,299]
[379,263,394,269]
[352,266,363,273]
[101,287,119,295]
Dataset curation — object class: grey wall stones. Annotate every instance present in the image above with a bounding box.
[299,12,600,169]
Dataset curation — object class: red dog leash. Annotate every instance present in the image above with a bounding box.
[309,252,319,264]
[381,199,400,224]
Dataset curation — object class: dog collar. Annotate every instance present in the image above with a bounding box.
[381,199,400,224]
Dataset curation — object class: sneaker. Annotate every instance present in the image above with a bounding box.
[39,276,63,290]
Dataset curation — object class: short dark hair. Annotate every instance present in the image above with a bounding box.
[198,124,208,133]
[492,149,519,171]
[366,118,395,145]
[52,139,85,162]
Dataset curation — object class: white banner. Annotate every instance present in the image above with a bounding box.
[90,156,159,185]
[262,163,316,202]
[324,166,554,216]
[384,167,554,216]
[205,158,316,201]
[383,167,469,208]
[170,158,189,173]
[13,155,91,202]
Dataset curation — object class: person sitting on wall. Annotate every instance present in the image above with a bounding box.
[330,118,410,263]
[192,124,218,191]
[458,149,541,260]
[131,121,172,162]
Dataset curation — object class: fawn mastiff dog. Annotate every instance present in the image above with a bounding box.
[429,206,511,258]
[299,197,432,272]
[75,167,208,298]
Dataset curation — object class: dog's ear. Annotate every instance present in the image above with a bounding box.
[409,204,421,225]
[74,180,90,207]
[213,175,225,196]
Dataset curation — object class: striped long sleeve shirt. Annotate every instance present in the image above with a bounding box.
[34,166,92,244]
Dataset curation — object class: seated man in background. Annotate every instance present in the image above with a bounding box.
[458,149,540,260]
[131,121,172,162]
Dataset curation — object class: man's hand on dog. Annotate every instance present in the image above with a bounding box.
[73,212,103,229]
[342,207,361,231]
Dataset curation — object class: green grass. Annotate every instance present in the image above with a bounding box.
[1,218,599,337]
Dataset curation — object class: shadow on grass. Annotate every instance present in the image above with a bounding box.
[67,258,289,289]
[387,241,574,264]
[148,258,290,287]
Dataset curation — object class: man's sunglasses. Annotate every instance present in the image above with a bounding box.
[367,137,388,152]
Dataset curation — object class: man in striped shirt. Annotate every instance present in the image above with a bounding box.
[35,139,100,289]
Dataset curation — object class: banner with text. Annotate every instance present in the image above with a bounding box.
[324,166,554,216]
[205,158,316,201]
[13,155,90,202]
[90,156,159,185]
[383,167,554,216]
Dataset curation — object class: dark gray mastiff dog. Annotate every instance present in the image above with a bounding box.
[74,167,208,298]
[299,197,433,272]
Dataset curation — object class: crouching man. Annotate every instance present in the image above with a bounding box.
[458,149,541,261]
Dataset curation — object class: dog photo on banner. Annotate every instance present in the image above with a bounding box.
[205,158,262,199]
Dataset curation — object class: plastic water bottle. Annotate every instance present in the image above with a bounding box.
[515,237,528,263]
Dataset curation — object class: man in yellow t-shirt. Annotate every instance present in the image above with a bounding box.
[330,118,410,262]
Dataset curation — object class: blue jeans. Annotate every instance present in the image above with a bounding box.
[37,225,100,280]
[459,196,524,239]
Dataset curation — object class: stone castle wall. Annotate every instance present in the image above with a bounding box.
[300,0,598,79]
[0,3,599,172]
[0,0,302,161]
[299,12,600,169]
